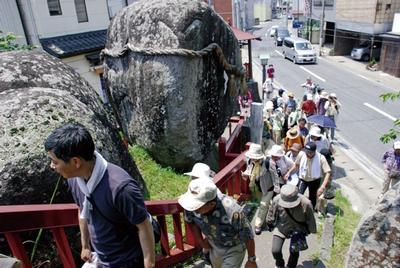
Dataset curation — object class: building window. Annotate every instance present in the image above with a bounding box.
[47,0,62,16]
[75,0,88,23]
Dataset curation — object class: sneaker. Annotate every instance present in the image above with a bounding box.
[254,226,262,235]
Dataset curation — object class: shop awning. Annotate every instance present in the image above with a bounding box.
[230,26,261,41]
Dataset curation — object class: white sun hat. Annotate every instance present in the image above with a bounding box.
[184,163,211,178]
[245,143,265,160]
[268,145,284,157]
[394,141,400,150]
[178,177,218,211]
[309,127,323,137]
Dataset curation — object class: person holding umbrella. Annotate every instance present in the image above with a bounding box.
[305,127,331,153]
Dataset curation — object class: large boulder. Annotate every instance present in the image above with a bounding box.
[0,50,146,205]
[346,183,400,267]
[103,0,242,169]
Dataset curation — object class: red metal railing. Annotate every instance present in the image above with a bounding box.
[218,116,246,169]
[0,118,251,268]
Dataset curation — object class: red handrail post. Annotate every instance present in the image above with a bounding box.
[218,137,227,170]
[4,232,32,268]
[51,227,76,268]
[172,213,184,250]
[157,216,170,256]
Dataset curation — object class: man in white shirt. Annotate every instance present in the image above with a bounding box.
[285,142,331,209]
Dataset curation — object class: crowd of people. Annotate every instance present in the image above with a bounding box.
[42,73,399,268]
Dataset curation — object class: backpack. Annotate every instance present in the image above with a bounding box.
[272,97,279,110]
[319,148,334,165]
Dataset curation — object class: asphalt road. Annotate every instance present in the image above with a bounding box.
[247,19,399,178]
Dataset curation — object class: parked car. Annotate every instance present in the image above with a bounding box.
[350,42,381,61]
[269,25,279,37]
[287,14,293,20]
[275,27,290,46]
[282,37,317,64]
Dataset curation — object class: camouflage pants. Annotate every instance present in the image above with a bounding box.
[208,240,246,268]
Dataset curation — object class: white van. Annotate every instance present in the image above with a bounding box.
[282,37,317,64]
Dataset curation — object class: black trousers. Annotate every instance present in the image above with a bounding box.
[97,256,144,268]
[299,178,321,209]
[271,235,299,268]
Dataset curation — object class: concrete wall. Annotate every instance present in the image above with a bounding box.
[292,0,305,16]
[29,0,110,38]
[254,0,272,21]
[0,0,27,45]
[375,0,400,24]
[245,0,255,29]
[336,0,377,24]
[312,0,336,22]
[62,55,102,95]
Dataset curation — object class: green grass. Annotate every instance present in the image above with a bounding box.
[130,145,191,253]
[327,190,361,268]
[130,144,190,201]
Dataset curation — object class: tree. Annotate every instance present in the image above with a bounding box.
[380,91,400,143]
[0,31,34,52]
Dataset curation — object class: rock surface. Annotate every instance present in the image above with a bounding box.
[104,0,242,169]
[346,183,400,267]
[0,51,146,205]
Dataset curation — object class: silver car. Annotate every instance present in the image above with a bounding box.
[350,42,381,61]
[282,37,317,64]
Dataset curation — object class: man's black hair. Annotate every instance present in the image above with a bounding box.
[298,118,307,123]
[44,123,95,162]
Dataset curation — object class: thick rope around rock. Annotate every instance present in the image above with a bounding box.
[101,43,245,78]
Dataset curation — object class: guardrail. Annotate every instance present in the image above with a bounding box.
[0,117,251,268]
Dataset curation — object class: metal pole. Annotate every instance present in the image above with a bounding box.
[262,64,266,86]
[249,103,264,144]
[284,0,289,27]
[369,36,374,62]
[319,0,325,56]
[297,0,299,20]
[248,40,253,80]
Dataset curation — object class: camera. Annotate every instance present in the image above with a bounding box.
[276,167,282,177]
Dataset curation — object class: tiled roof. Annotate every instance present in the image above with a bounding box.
[40,29,107,58]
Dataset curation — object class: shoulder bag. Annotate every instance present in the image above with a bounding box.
[284,208,308,253]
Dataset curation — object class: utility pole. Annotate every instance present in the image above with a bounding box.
[284,0,289,27]
[308,0,313,41]
[319,0,325,56]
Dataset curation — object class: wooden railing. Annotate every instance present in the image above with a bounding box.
[0,117,251,268]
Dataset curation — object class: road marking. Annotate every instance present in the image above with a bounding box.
[299,66,326,82]
[317,57,397,92]
[274,50,283,57]
[363,102,396,121]
[358,74,373,82]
